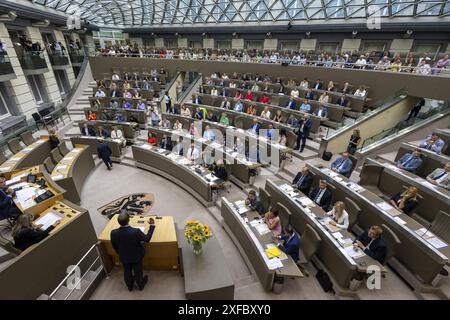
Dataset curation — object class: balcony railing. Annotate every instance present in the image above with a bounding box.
[0,55,15,76]
[48,54,69,66]
[69,50,85,64]
[18,51,48,70]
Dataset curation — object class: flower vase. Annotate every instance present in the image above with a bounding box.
[193,242,203,255]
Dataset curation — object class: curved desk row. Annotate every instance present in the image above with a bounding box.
[313,165,449,289]
[0,138,51,174]
[70,136,123,162]
[161,113,292,163]
[102,77,166,87]
[264,179,384,296]
[84,106,147,125]
[132,143,226,206]
[92,88,156,100]
[360,158,450,225]
[78,120,140,141]
[51,145,95,205]
[145,126,261,186]
[221,198,303,292]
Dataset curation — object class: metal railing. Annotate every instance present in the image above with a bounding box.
[18,51,47,70]
[48,53,70,66]
[177,73,201,102]
[0,55,14,75]
[47,242,108,300]
[89,51,449,77]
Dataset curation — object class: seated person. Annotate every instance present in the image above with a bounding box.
[206,112,218,122]
[309,180,332,211]
[122,101,133,109]
[278,129,287,146]
[109,100,119,108]
[287,115,299,127]
[305,89,315,100]
[290,88,300,98]
[244,90,254,101]
[318,91,330,104]
[192,94,202,104]
[390,186,419,215]
[245,189,263,214]
[111,126,126,147]
[246,104,257,115]
[331,152,353,176]
[234,100,244,112]
[264,208,282,237]
[292,166,313,195]
[173,119,183,130]
[123,90,132,99]
[276,225,300,262]
[13,213,60,251]
[299,78,309,90]
[220,112,230,126]
[419,132,445,154]
[326,201,349,229]
[259,94,270,104]
[426,162,450,190]
[186,142,200,164]
[97,126,110,138]
[159,134,173,150]
[203,125,215,142]
[354,86,367,97]
[137,100,146,110]
[115,113,125,123]
[189,123,200,137]
[273,110,283,123]
[94,88,106,98]
[234,91,243,100]
[211,160,228,181]
[313,105,328,118]
[336,94,349,107]
[0,176,21,222]
[87,110,97,121]
[160,118,171,129]
[133,90,142,99]
[147,132,157,145]
[285,97,297,110]
[396,149,423,173]
[172,137,184,155]
[80,123,96,136]
[353,225,386,263]
[181,105,191,117]
[210,87,218,96]
[260,106,271,120]
[249,119,261,135]
[251,83,260,92]
[220,97,231,109]
[313,79,322,90]
[300,100,311,113]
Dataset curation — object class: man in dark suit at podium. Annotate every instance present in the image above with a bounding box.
[111,212,156,291]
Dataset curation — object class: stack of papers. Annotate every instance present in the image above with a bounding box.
[35,212,62,230]
[249,219,262,227]
[267,257,283,270]
[393,216,407,225]
[71,149,81,153]
[297,196,314,207]
[279,184,293,193]
[344,246,366,259]
[255,223,271,235]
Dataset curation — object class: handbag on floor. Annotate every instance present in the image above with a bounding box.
[315,269,333,292]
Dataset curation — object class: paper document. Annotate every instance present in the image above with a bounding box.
[393,216,407,225]
[15,187,37,203]
[265,247,282,258]
[71,149,81,153]
[52,174,64,181]
[298,196,314,206]
[249,219,262,227]
[344,246,366,259]
[136,226,146,233]
[338,237,353,246]
[266,257,283,270]
[427,237,447,249]
[332,232,343,239]
[255,223,271,235]
[63,157,74,161]
[6,176,21,187]
[0,167,12,172]
[334,176,343,182]
[140,144,152,150]
[35,212,62,230]
[12,182,29,189]
[376,202,394,211]
[55,165,68,171]
[23,147,33,152]
[10,157,22,161]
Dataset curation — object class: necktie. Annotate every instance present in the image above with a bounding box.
[403,155,413,166]
[337,158,346,171]
[434,171,447,180]
[427,143,432,150]
[315,189,324,203]
[297,175,305,187]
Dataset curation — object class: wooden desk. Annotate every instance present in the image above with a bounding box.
[0,138,51,174]
[70,136,123,162]
[51,145,95,204]
[99,215,179,271]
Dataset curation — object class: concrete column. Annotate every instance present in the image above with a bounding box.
[84,34,96,53]
[0,23,37,119]
[264,39,278,50]
[231,39,244,50]
[203,38,214,49]
[25,26,62,105]
[54,30,76,87]
[300,39,317,51]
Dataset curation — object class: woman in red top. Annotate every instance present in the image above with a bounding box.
[147,131,157,145]
[234,91,242,99]
[259,95,270,104]
[87,110,97,121]
[244,90,254,101]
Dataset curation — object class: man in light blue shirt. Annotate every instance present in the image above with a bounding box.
[266,124,276,140]
[331,152,353,177]
[300,100,311,113]
[419,133,445,154]
[396,149,423,173]
[234,100,244,112]
[203,125,215,142]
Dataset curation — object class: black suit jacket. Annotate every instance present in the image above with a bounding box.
[355,230,387,263]
[309,187,332,210]
[14,226,54,251]
[292,173,313,195]
[81,127,97,136]
[110,90,122,98]
[0,189,14,220]
[97,143,112,160]
[111,225,155,264]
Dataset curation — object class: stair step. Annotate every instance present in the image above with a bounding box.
[292,148,318,160]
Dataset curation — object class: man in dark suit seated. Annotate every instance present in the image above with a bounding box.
[97,140,113,170]
[285,97,297,110]
[80,123,96,136]
[276,225,300,262]
[309,180,332,211]
[97,126,111,139]
[111,212,156,291]
[313,79,323,90]
[305,89,315,100]
[245,189,264,214]
[110,88,122,98]
[0,176,21,222]
[292,166,313,195]
[331,152,353,177]
[353,225,386,264]
[336,95,349,108]
[159,135,173,150]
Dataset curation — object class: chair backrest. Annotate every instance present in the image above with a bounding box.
[380,224,401,265]
[344,196,361,232]
[275,202,291,231]
[258,187,271,214]
[20,131,35,146]
[43,156,55,173]
[430,211,450,243]
[58,142,70,157]
[0,152,6,165]
[50,148,63,164]
[300,224,322,262]
[7,137,23,154]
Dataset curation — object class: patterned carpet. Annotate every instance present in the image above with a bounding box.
[97,193,155,219]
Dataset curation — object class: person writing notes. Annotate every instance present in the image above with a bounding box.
[419,132,445,154]
[276,225,300,262]
[426,162,450,190]
[111,212,155,291]
[326,201,349,230]
[353,225,386,264]
[390,186,419,215]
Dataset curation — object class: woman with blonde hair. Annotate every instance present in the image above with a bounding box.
[326,201,349,229]
[13,213,60,251]
[390,186,419,215]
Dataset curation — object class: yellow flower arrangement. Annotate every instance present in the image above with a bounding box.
[184,220,212,255]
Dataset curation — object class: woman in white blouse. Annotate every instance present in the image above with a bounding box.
[181,105,191,117]
[260,106,271,120]
[299,79,309,90]
[326,201,349,230]
[354,86,367,97]
[173,119,183,131]
[318,91,330,104]
[290,88,300,98]
[211,87,219,96]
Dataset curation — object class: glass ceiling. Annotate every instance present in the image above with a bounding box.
[30,0,450,27]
